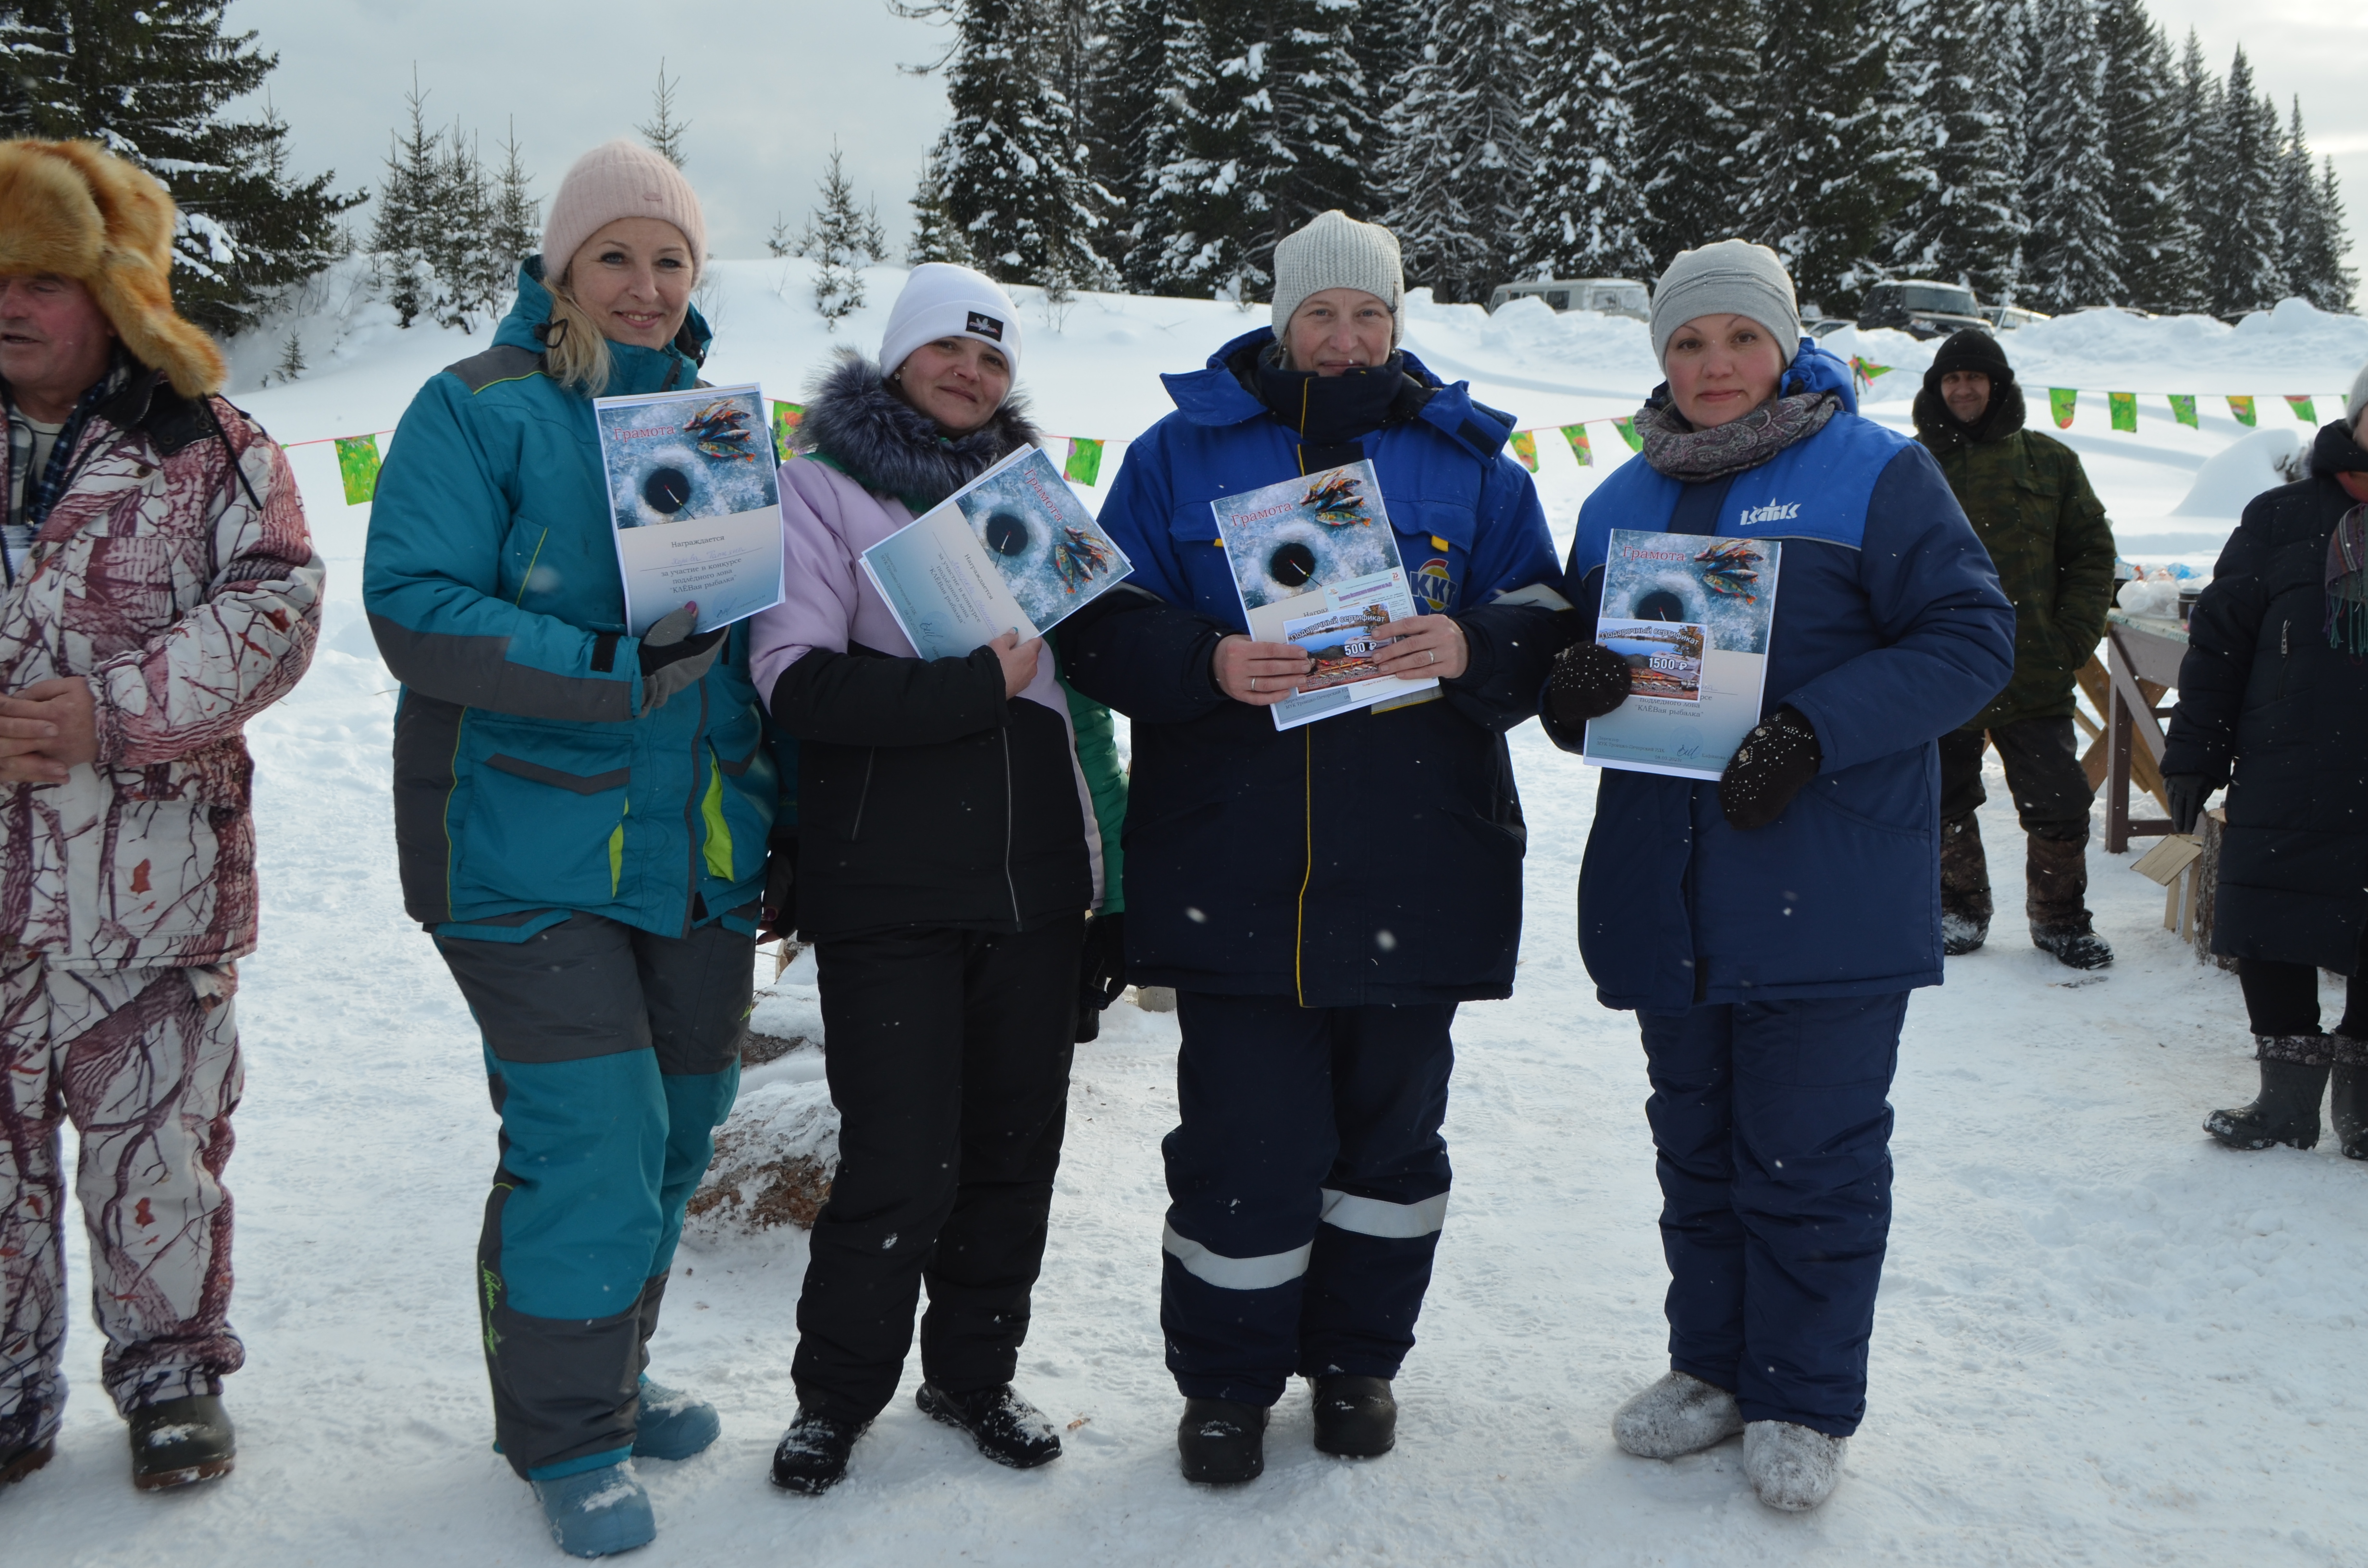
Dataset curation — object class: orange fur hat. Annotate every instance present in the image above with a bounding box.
[0,138,226,396]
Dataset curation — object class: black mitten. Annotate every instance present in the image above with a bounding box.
[2164,774,2212,835]
[1718,707,1823,830]
[1546,640,1634,727]
[1074,912,1126,1042]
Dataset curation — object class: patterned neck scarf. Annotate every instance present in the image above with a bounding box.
[1637,387,1842,482]
[5,356,130,579]
[2328,502,2368,655]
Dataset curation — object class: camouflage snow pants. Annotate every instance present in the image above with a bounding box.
[0,956,244,1457]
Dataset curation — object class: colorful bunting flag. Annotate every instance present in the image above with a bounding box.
[1509,429,1539,472]
[1063,437,1105,486]
[2109,392,2137,432]
[771,400,804,458]
[2049,388,2077,429]
[2227,395,2256,427]
[1613,416,1642,452]
[1850,357,1892,392]
[1560,423,1594,467]
[2287,394,2317,424]
[334,435,382,506]
[2169,394,2198,429]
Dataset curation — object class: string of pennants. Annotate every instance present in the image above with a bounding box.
[1846,354,2344,435]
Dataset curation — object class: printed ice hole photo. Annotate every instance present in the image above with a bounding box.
[983,510,1031,557]
[642,466,693,514]
[1634,587,1688,622]
[1269,540,1317,588]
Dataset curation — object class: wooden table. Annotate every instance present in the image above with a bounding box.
[2094,610,2189,853]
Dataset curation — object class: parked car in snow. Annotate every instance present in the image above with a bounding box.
[1856,280,1989,339]
[1805,317,1856,338]
[1487,278,1650,320]
[1986,303,2050,331]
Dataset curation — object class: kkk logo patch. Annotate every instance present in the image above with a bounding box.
[966,311,1005,342]
[1413,556,1455,612]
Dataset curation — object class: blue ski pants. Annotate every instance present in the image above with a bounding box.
[1161,992,1455,1406]
[1637,992,1906,1437]
[436,911,751,1480]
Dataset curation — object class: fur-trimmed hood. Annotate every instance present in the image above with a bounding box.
[795,351,1039,511]
[0,139,225,397]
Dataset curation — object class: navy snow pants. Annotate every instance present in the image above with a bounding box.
[1637,992,1906,1438]
[1161,992,1455,1406]
[437,911,752,1481]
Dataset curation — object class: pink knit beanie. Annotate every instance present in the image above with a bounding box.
[540,139,708,282]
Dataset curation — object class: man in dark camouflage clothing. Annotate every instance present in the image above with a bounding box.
[1914,330,2118,969]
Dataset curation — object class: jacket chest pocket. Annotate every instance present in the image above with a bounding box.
[42,499,208,656]
[455,720,638,907]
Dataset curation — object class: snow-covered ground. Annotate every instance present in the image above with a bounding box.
[12,268,2368,1565]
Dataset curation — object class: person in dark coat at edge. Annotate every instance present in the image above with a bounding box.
[2162,358,2368,1162]
[1539,241,2013,1512]
[1060,210,1566,1485]
[1913,328,2119,968]
[746,264,1131,1496]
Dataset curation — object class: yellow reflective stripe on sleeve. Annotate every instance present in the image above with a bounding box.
[701,755,735,882]
[609,800,627,897]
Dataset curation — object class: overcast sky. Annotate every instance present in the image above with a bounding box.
[226,0,2365,303]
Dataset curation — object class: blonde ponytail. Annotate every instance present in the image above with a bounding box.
[542,269,616,397]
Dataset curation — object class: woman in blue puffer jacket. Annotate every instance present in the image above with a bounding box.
[364,141,789,1558]
[1540,241,2013,1512]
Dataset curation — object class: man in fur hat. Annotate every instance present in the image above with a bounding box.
[0,139,321,1493]
[1913,328,2118,970]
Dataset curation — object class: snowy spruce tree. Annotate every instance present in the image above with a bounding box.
[2018,0,2121,313]
[925,0,1104,290]
[2095,0,2194,313]
[1092,0,1181,289]
[488,122,540,283]
[1378,3,1532,305]
[906,148,978,268]
[426,121,502,329]
[2274,102,2354,312]
[2305,158,2359,312]
[1628,0,1761,269]
[638,60,690,169]
[2202,49,2287,317]
[0,0,361,336]
[369,79,441,329]
[1882,0,2023,298]
[1351,0,1425,178]
[1737,0,1906,313]
[802,145,877,327]
[1512,0,1653,284]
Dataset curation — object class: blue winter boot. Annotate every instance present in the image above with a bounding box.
[632,1375,721,1462]
[530,1462,655,1558]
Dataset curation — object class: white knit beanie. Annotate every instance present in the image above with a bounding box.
[2349,357,2368,433]
[879,263,1024,384]
[1650,239,1802,367]
[1270,210,1406,345]
[541,139,708,282]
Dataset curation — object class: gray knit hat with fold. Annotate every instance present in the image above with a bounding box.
[1270,210,1406,344]
[2349,356,2368,432]
[1650,239,1802,367]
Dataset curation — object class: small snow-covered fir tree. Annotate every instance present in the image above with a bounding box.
[1738,0,1906,312]
[1630,0,1761,268]
[272,331,305,385]
[1513,0,1653,283]
[803,145,875,327]
[932,0,1105,290]
[0,0,361,335]
[638,60,690,169]
[2202,49,2287,317]
[906,148,978,267]
[2018,0,2120,313]
[2273,108,2356,313]
[1378,2,1532,305]
[488,122,540,283]
[428,122,501,329]
[1883,0,2023,298]
[2097,0,2194,313]
[370,78,441,329]
[2306,158,2359,312]
[2162,29,2222,313]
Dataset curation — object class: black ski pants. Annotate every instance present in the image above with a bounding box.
[792,915,1082,1423]
[2240,922,2368,1038]
[1938,716,2094,839]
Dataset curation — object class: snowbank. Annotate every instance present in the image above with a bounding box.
[2173,425,2309,516]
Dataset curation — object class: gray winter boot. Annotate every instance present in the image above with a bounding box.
[1939,812,1991,955]
[1612,1370,1743,1459]
[1742,1420,1847,1511]
[2328,1037,2368,1161]
[2205,1039,2332,1151]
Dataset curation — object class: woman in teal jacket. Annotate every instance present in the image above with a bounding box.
[364,140,783,1559]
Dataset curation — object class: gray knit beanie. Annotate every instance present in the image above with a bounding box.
[2349,357,2368,434]
[1270,210,1406,345]
[1650,239,1801,367]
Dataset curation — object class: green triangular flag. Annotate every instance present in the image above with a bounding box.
[2109,392,2137,432]
[1614,416,1642,452]
[2227,395,2256,427]
[1509,430,1539,473]
[1064,437,1105,487]
[2168,394,2198,429]
[2287,395,2318,424]
[1561,424,1594,467]
[334,434,382,506]
[2048,388,2077,429]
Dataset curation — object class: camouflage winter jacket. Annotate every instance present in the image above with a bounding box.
[1915,382,2116,730]
[0,368,322,970]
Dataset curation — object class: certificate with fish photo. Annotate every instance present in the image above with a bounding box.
[594,383,786,635]
[1210,460,1438,731]
[1582,529,1782,781]
[860,444,1133,662]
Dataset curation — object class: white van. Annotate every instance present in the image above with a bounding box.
[1487,278,1651,320]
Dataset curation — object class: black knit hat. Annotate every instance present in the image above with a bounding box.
[1928,328,2013,384]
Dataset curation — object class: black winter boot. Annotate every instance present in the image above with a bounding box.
[1310,1375,1396,1458]
[2031,924,2114,970]
[2026,837,2109,968]
[770,1406,869,1494]
[917,1383,1062,1470]
[2205,1043,2331,1151]
[2330,1039,2368,1160]
[129,1395,234,1491]
[1939,813,1992,955]
[1176,1398,1267,1485]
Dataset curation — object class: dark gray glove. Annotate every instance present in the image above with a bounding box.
[1545,640,1634,727]
[1719,707,1823,831]
[639,603,727,711]
[2165,774,2212,835]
